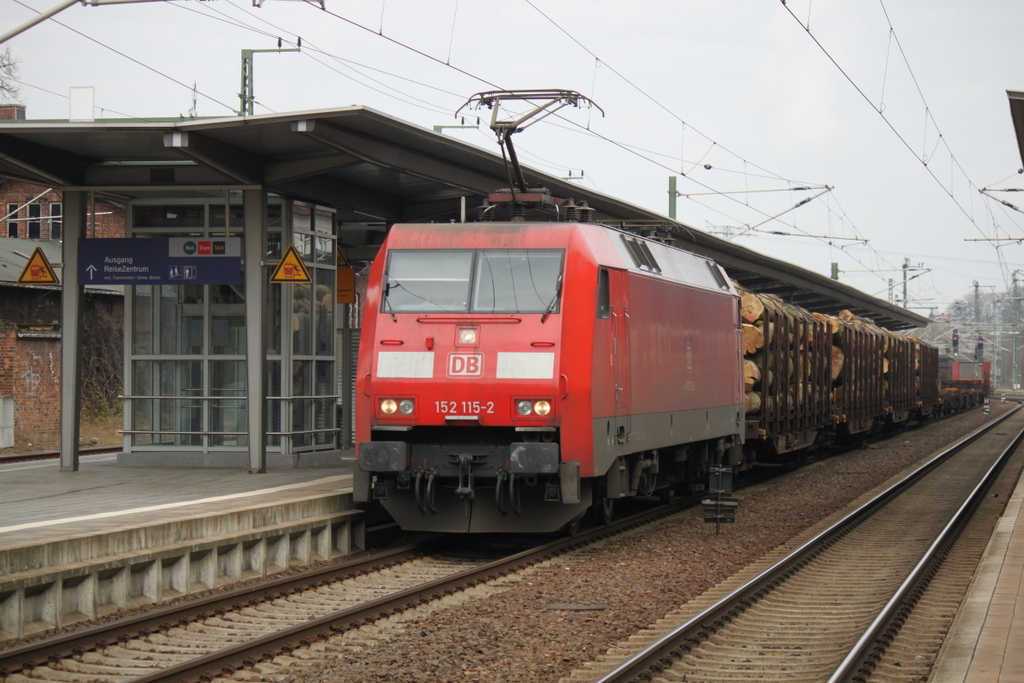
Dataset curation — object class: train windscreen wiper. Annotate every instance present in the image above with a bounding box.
[541,273,562,324]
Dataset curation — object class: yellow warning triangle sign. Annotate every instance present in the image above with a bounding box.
[17,246,59,285]
[269,244,312,283]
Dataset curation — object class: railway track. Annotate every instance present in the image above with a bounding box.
[0,406,1012,683]
[582,403,1024,683]
[0,498,686,683]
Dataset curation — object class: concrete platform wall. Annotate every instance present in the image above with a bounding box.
[0,494,363,642]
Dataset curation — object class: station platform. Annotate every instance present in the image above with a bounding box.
[0,453,361,643]
[931,457,1024,682]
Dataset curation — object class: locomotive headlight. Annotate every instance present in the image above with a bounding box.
[516,399,552,416]
[458,327,478,345]
[380,399,398,415]
[398,399,415,415]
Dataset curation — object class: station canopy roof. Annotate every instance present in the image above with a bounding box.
[1007,90,1024,174]
[0,106,929,330]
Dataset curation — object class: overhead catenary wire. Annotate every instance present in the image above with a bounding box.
[513,0,906,286]
[227,0,841,238]
[10,77,145,120]
[10,0,237,115]
[192,1,465,115]
[271,0,907,292]
[5,0,945,297]
[195,0,876,262]
[779,0,991,243]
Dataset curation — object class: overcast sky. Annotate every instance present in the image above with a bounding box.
[3,0,1023,315]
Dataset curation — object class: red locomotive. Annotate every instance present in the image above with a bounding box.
[353,221,745,533]
[349,91,978,534]
[938,358,990,410]
[351,221,962,535]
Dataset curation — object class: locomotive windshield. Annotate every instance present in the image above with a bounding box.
[383,249,563,314]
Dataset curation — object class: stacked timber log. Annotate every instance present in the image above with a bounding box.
[736,284,823,419]
[736,281,939,437]
[738,287,765,414]
[815,308,895,427]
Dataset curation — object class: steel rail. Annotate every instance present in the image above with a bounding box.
[0,544,428,676]
[0,405,1003,680]
[0,501,682,682]
[122,502,683,683]
[592,404,1022,683]
[829,408,1024,683]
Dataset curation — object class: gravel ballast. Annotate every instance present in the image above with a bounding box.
[271,406,1013,683]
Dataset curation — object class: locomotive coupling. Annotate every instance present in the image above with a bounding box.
[454,453,475,502]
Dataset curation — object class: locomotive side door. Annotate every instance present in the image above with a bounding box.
[608,268,631,444]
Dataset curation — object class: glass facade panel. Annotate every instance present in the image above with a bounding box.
[266,359,282,448]
[293,232,313,263]
[315,268,333,356]
[133,286,154,355]
[132,285,205,355]
[267,278,282,355]
[210,285,246,355]
[167,286,205,355]
[128,200,334,454]
[268,204,283,229]
[210,360,247,446]
[314,361,334,445]
[134,205,206,228]
[292,283,313,356]
[266,232,282,260]
[132,360,154,445]
[209,204,243,229]
[315,236,333,265]
[131,360,202,446]
[293,203,311,231]
[291,360,312,448]
[315,209,332,233]
[289,205,335,451]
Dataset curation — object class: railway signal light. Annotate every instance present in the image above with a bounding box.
[952,329,959,354]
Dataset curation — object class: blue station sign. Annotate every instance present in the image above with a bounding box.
[78,238,242,285]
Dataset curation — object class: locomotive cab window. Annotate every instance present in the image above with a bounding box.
[383,249,563,314]
[706,261,730,290]
[597,268,610,319]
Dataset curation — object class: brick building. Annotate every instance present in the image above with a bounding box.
[2,104,125,240]
[0,104,125,448]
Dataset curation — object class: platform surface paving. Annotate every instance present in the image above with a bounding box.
[0,453,354,550]
[931,462,1024,683]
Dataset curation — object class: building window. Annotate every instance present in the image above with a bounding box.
[50,202,62,240]
[6,203,17,238]
[27,204,41,239]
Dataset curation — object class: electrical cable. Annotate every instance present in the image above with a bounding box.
[10,0,237,115]
[10,76,147,120]
[779,0,990,242]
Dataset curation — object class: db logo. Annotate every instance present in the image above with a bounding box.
[448,353,483,377]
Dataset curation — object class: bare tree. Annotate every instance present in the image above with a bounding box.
[1,46,21,103]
